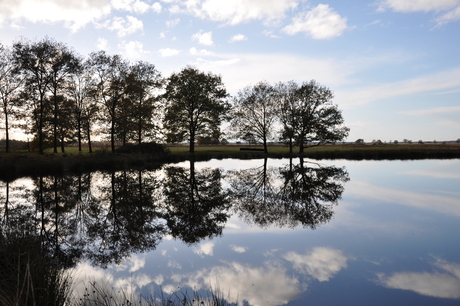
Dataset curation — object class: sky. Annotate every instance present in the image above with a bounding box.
[0,0,459,142]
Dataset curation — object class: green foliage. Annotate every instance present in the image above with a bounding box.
[163,67,229,153]
[277,80,349,153]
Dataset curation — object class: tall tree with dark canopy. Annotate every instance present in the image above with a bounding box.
[163,67,229,153]
[13,38,55,154]
[276,80,298,154]
[123,61,163,144]
[162,160,230,244]
[67,63,98,152]
[230,81,278,153]
[0,43,23,153]
[86,51,128,152]
[279,80,349,153]
[47,40,80,153]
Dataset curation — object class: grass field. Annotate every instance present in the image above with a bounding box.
[1,142,460,158]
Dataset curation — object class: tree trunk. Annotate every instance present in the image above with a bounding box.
[53,90,58,153]
[138,120,142,145]
[299,143,304,154]
[5,111,9,153]
[111,116,116,152]
[87,125,92,153]
[190,129,195,153]
[39,99,44,155]
[77,117,82,152]
[263,135,268,154]
[60,130,65,153]
[298,132,305,154]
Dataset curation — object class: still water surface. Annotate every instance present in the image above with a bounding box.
[1,158,460,305]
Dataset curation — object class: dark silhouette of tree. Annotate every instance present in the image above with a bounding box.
[86,51,128,152]
[0,44,24,153]
[162,160,231,244]
[230,81,278,153]
[163,67,229,153]
[276,158,349,228]
[276,80,299,153]
[67,63,98,152]
[228,158,349,229]
[278,80,349,153]
[85,170,165,266]
[13,38,56,154]
[122,61,163,144]
[47,41,80,153]
[227,158,282,227]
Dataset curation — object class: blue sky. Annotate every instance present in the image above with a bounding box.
[1,0,459,142]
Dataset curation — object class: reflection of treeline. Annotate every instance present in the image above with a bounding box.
[0,159,348,264]
[0,158,348,304]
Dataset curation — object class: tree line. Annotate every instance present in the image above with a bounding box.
[0,37,349,154]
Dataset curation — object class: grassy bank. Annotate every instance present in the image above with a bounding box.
[1,143,459,181]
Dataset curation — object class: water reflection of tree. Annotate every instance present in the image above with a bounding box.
[0,169,166,269]
[229,158,349,229]
[162,160,231,244]
[85,169,165,267]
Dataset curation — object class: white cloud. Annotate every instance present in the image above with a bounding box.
[400,106,460,116]
[435,5,460,25]
[377,0,460,26]
[377,0,460,13]
[284,247,349,282]
[0,0,111,32]
[336,67,460,108]
[153,274,164,285]
[119,41,149,60]
[193,242,215,256]
[378,258,460,299]
[347,180,460,216]
[166,18,180,27]
[152,2,162,13]
[230,245,247,253]
[194,53,355,94]
[283,4,349,39]
[106,15,143,37]
[167,259,182,269]
[72,262,153,298]
[189,47,214,56]
[158,48,180,57]
[262,30,281,38]
[192,30,214,46]
[111,0,151,14]
[175,0,298,25]
[96,37,109,50]
[128,254,146,272]
[180,262,302,306]
[229,34,247,42]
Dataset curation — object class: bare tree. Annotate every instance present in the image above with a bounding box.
[0,43,24,153]
[230,81,278,153]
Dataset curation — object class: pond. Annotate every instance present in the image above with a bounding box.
[1,158,459,305]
